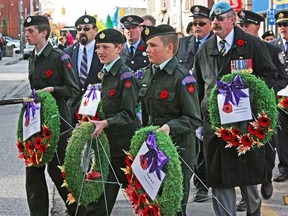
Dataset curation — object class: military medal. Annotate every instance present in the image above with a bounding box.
[98,71,104,80]
[230,59,253,74]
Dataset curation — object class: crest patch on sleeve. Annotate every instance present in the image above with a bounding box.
[120,72,134,81]
[182,76,196,85]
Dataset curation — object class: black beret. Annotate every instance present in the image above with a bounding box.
[23,15,49,27]
[75,15,96,27]
[190,5,211,18]
[261,30,275,39]
[237,10,264,25]
[141,24,176,42]
[95,29,126,44]
[275,10,288,23]
[120,15,144,28]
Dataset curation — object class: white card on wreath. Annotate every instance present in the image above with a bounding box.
[23,103,41,141]
[217,88,252,125]
[131,142,165,201]
[78,90,100,116]
[277,85,288,97]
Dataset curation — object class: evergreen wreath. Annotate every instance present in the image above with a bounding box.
[122,126,183,216]
[61,122,110,206]
[209,72,278,155]
[16,91,60,167]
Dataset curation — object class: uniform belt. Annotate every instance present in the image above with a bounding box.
[148,116,174,126]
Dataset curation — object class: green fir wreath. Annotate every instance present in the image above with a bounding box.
[209,72,278,155]
[61,122,110,206]
[123,126,183,216]
[16,91,60,167]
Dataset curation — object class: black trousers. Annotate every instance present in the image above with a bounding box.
[26,133,85,216]
[84,156,128,216]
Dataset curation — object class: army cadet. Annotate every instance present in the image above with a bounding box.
[23,15,85,215]
[270,10,288,183]
[176,5,213,203]
[120,15,150,71]
[87,29,140,215]
[140,24,202,215]
[262,30,275,42]
[65,15,103,126]
[236,9,286,211]
[194,2,277,215]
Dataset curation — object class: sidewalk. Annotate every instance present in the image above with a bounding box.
[0,55,23,66]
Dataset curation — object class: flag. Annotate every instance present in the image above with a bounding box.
[97,20,105,32]
[112,7,119,27]
[105,15,113,29]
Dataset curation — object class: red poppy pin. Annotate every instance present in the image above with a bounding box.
[45,70,53,77]
[237,39,245,46]
[138,45,143,51]
[66,62,72,69]
[187,84,195,93]
[124,80,132,89]
[109,88,116,96]
[160,90,169,99]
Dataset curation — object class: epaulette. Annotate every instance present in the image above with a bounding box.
[176,63,188,76]
[120,71,134,81]
[182,75,196,85]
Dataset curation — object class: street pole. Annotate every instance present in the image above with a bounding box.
[19,0,23,54]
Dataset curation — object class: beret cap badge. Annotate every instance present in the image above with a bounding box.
[84,17,89,23]
[145,28,150,35]
[27,17,32,23]
[239,11,245,18]
[127,17,133,22]
[214,8,222,15]
[99,32,105,39]
[194,6,200,14]
[279,13,284,19]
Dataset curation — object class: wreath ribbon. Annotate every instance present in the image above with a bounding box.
[23,89,39,120]
[142,131,169,180]
[84,84,101,101]
[217,75,248,106]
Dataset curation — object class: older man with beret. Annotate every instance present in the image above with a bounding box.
[193,2,277,215]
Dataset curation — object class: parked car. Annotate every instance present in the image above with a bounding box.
[5,36,20,48]
[23,43,34,60]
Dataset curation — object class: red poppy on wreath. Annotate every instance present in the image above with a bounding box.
[135,177,143,190]
[258,114,271,128]
[237,39,245,46]
[222,102,233,113]
[142,204,160,215]
[45,70,53,77]
[138,45,143,51]
[241,135,253,147]
[232,128,241,136]
[109,88,116,96]
[38,144,48,154]
[255,128,266,139]
[187,84,195,93]
[247,124,256,135]
[42,125,52,140]
[34,136,43,149]
[124,80,132,89]
[220,128,232,141]
[17,140,24,153]
[230,135,241,147]
[160,90,169,99]
[279,97,288,108]
[87,171,101,180]
[91,112,101,121]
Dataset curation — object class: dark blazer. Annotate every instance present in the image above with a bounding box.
[176,31,213,70]
[120,39,149,72]
[194,26,278,188]
[64,41,103,125]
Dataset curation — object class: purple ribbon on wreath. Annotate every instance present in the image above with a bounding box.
[23,89,39,121]
[84,84,101,101]
[217,75,248,106]
[142,131,169,181]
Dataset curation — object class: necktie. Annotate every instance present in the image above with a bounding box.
[195,40,201,53]
[219,40,226,56]
[129,45,134,57]
[153,65,161,74]
[285,41,288,56]
[80,47,88,85]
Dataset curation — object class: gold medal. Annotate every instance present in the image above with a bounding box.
[98,72,103,80]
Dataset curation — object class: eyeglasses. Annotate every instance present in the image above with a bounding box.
[192,22,207,27]
[76,27,92,32]
[211,15,228,22]
[277,22,288,27]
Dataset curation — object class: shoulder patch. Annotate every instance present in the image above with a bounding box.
[61,54,70,62]
[120,71,134,81]
[279,51,285,65]
[182,75,196,85]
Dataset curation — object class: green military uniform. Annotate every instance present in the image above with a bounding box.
[139,56,202,215]
[26,41,83,215]
[85,29,140,216]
